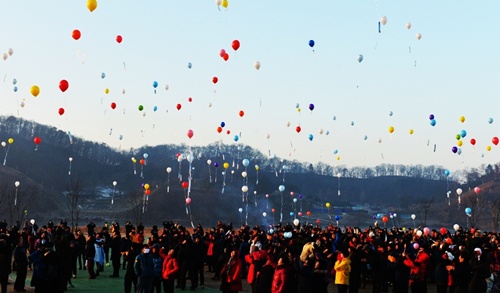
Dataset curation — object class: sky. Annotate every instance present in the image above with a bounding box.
[0,1,499,174]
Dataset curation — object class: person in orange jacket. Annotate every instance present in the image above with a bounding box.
[162,249,179,293]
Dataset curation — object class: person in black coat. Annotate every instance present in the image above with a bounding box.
[13,237,28,292]
[451,252,471,293]
[109,229,122,277]
[255,257,275,293]
[0,236,11,293]
[85,235,97,279]
[124,243,138,293]
[468,247,490,293]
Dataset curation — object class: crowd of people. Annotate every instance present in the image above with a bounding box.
[0,218,500,293]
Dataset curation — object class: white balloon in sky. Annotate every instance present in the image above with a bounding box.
[406,22,412,30]
[8,48,13,56]
[254,61,261,70]
[416,33,422,40]
[2,53,8,60]
[380,16,388,25]
[165,84,169,91]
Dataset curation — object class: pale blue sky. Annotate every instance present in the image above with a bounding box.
[0,1,498,174]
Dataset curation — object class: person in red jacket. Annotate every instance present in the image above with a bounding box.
[245,240,268,293]
[272,255,290,293]
[162,249,179,293]
[220,249,243,293]
[403,243,430,293]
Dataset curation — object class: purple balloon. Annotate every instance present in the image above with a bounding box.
[451,146,458,153]
[299,194,303,199]
[214,162,219,167]
[429,114,435,120]
[309,103,315,111]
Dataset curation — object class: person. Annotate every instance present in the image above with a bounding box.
[109,229,121,277]
[0,236,11,293]
[85,234,97,279]
[162,248,179,293]
[134,244,154,293]
[468,247,490,293]
[220,249,243,293]
[124,243,138,293]
[13,237,28,292]
[87,221,96,236]
[403,243,430,293]
[94,233,105,275]
[271,255,289,293]
[334,249,351,293]
[151,244,163,293]
[450,252,471,293]
[245,238,268,293]
[74,230,86,271]
[191,235,207,290]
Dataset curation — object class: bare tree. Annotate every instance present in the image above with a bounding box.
[462,193,487,228]
[488,197,500,232]
[411,196,434,227]
[125,191,144,226]
[65,176,86,232]
[2,182,38,228]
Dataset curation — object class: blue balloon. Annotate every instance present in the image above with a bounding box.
[430,119,436,126]
[187,62,192,69]
[308,40,315,48]
[457,148,462,155]
[220,121,225,127]
[13,86,17,92]
[465,207,472,214]
[335,215,340,221]
[290,212,295,217]
[153,106,158,112]
[308,134,313,141]
[333,149,338,154]
[12,78,17,85]
[119,134,123,140]
[233,135,239,142]
[101,72,106,79]
[489,117,494,124]
[460,130,467,138]
[444,170,450,176]
[153,81,158,88]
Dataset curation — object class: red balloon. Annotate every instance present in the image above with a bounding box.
[470,138,476,145]
[140,159,145,165]
[175,153,181,158]
[306,211,311,216]
[226,130,231,135]
[222,53,229,61]
[176,103,182,110]
[231,39,240,51]
[493,136,499,145]
[182,182,189,189]
[439,227,447,235]
[58,108,65,116]
[116,35,123,43]
[188,97,192,102]
[219,49,226,58]
[187,129,194,139]
[212,76,218,84]
[145,189,151,195]
[316,219,321,224]
[216,126,223,133]
[33,136,41,145]
[185,198,192,204]
[238,110,244,117]
[72,29,81,40]
[296,126,301,133]
[59,79,69,92]
[382,216,388,223]
[271,208,276,213]
[474,187,481,194]
[110,102,117,109]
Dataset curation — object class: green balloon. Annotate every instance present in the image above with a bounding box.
[455,134,461,140]
[138,105,144,111]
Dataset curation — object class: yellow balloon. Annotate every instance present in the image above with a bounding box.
[459,116,465,123]
[7,138,13,144]
[30,85,40,97]
[409,129,414,135]
[144,183,150,190]
[487,145,492,151]
[388,126,394,133]
[87,0,97,12]
[221,0,228,8]
[336,156,340,160]
[223,162,229,169]
[297,107,301,113]
[131,157,137,163]
[457,140,463,147]
[325,202,331,208]
[255,165,260,171]
[105,88,110,94]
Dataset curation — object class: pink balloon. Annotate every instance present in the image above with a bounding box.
[413,243,420,250]
[185,198,192,204]
[423,227,430,235]
[474,187,481,194]
[298,212,303,217]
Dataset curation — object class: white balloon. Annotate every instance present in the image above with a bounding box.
[238,208,243,213]
[278,185,285,192]
[293,219,300,226]
[1,142,5,147]
[416,33,422,40]
[416,230,423,237]
[207,159,212,165]
[254,61,261,70]
[453,224,459,231]
[406,22,412,30]
[456,188,463,195]
[2,53,8,60]
[411,214,416,220]
[15,181,20,187]
[262,212,267,217]
[166,167,172,173]
[241,171,247,178]
[215,0,222,6]
[380,16,388,25]
[241,186,248,192]
[68,157,73,162]
[113,181,117,186]
[8,48,13,56]
[187,153,194,163]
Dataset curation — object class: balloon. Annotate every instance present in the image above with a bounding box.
[406,22,412,29]
[451,146,458,153]
[308,40,315,48]
[110,102,116,109]
[216,126,223,133]
[439,227,447,235]
[222,53,229,61]
[101,72,106,79]
[181,182,188,189]
[231,40,240,51]
[308,103,315,111]
[233,135,239,142]
[409,129,414,135]
[58,108,65,116]
[335,215,340,221]
[87,0,97,12]
[487,145,492,151]
[388,126,394,133]
[325,202,331,208]
[413,243,419,250]
[238,208,243,213]
[72,29,81,40]
[144,183,150,190]
[13,86,18,92]
[488,117,494,124]
[382,216,388,223]
[116,35,123,43]
[105,88,109,94]
[293,219,299,226]
[33,136,41,145]
[255,165,260,171]
[223,162,229,169]
[296,126,301,133]
[241,171,247,178]
[131,157,137,163]
[416,33,422,40]
[213,162,219,168]
[219,49,226,57]
[460,130,467,138]
[429,114,435,120]
[7,138,13,144]
[357,54,364,63]
[254,61,261,70]
[139,159,145,165]
[212,77,218,84]
[474,187,481,194]
[166,167,172,173]
[2,53,7,61]
[298,212,303,217]
[470,138,476,145]
[423,227,430,235]
[188,97,192,102]
[239,110,244,117]
[430,119,436,126]
[30,85,40,97]
[138,105,144,111]
[187,62,192,69]
[143,153,148,159]
[444,169,450,176]
[459,116,465,123]
[457,140,463,147]
[453,224,459,231]
[58,79,69,92]
[465,207,472,214]
[187,129,194,139]
[279,185,285,192]
[380,16,388,25]
[262,212,267,217]
[153,81,158,89]
[1,142,6,148]
[271,208,276,213]
[492,137,499,145]
[7,48,13,56]
[185,198,192,204]
[242,159,249,167]
[176,104,182,110]
[411,214,416,220]
[416,230,423,237]
[456,188,463,195]
[241,186,248,193]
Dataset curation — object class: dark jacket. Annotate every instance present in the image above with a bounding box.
[134,252,154,277]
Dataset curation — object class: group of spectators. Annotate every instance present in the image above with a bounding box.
[0,218,500,293]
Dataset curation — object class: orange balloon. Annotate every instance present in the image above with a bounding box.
[239,110,244,117]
